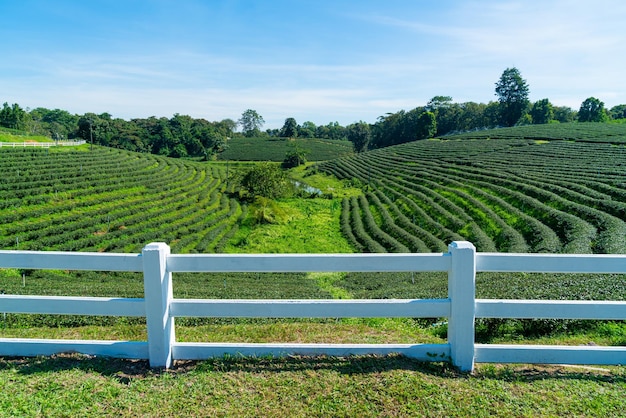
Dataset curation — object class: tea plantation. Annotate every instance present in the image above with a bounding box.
[0,146,242,254]
[319,125,626,254]
[1,124,625,335]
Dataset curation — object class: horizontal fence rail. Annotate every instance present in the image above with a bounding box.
[0,241,624,371]
[167,252,451,273]
[170,299,451,318]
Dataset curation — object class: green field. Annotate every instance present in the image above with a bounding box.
[0,128,53,143]
[0,147,242,253]
[218,136,354,161]
[319,126,626,254]
[0,123,625,415]
[446,122,626,143]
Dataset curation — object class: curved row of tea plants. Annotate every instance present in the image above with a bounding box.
[0,147,243,253]
[217,137,354,162]
[320,136,626,254]
[446,122,626,144]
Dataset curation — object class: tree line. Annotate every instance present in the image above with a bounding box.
[339,68,625,152]
[2,68,625,157]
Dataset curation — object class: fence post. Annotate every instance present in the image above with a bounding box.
[142,242,175,368]
[447,241,476,372]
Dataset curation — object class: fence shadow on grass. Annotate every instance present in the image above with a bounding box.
[2,353,624,385]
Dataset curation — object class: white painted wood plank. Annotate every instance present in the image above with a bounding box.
[477,253,626,273]
[476,299,626,320]
[173,342,450,362]
[0,250,143,272]
[447,241,476,372]
[170,298,450,318]
[0,338,148,359]
[475,344,626,365]
[166,253,450,273]
[142,242,174,369]
[0,295,145,316]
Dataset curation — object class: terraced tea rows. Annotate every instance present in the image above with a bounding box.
[0,147,243,253]
[218,137,354,161]
[319,138,626,254]
[447,122,626,144]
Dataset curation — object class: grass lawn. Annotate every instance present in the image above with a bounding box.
[0,354,624,417]
[226,197,354,253]
[0,132,52,143]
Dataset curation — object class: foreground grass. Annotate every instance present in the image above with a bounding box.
[2,153,625,415]
[0,318,443,344]
[0,354,624,417]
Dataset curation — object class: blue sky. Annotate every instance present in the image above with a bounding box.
[1,0,625,129]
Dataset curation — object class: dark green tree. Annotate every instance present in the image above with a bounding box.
[346,121,371,152]
[426,96,453,111]
[578,97,608,122]
[316,121,345,140]
[416,110,437,139]
[298,121,316,138]
[530,99,554,124]
[76,113,102,148]
[495,67,530,127]
[280,117,298,138]
[238,109,265,137]
[0,102,29,130]
[30,107,78,139]
[215,118,237,137]
[454,102,488,131]
[553,106,577,123]
[282,142,308,168]
[610,104,626,120]
[427,96,461,136]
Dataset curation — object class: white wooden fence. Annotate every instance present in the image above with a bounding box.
[0,241,624,371]
[0,140,86,148]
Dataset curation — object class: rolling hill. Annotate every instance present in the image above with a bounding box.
[318,123,626,254]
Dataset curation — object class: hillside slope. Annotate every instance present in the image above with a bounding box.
[0,147,242,253]
[318,124,626,254]
[218,137,354,161]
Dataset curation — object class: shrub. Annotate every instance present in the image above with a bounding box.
[239,162,291,200]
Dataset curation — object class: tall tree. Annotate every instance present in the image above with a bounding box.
[0,102,29,130]
[416,111,437,139]
[427,96,460,136]
[238,109,265,137]
[530,99,554,124]
[578,97,608,122]
[280,117,298,138]
[298,121,316,138]
[494,67,530,127]
[346,121,371,153]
